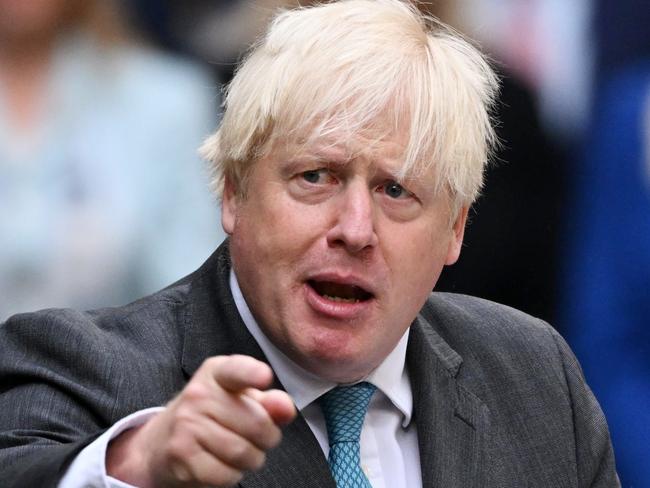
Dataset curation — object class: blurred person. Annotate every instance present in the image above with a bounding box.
[561,64,650,487]
[0,0,224,320]
[0,1,618,487]
[130,0,320,83]
[562,2,650,484]
[420,1,563,324]
[429,0,593,142]
[593,0,650,83]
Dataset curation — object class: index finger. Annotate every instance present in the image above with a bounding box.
[211,355,274,392]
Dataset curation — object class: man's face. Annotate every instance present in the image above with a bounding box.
[223,125,467,383]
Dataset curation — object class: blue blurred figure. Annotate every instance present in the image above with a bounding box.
[0,0,224,319]
[562,65,650,487]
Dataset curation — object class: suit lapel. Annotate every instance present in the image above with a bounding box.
[180,246,492,487]
[179,241,335,488]
[408,316,490,488]
[180,241,268,376]
[241,415,336,488]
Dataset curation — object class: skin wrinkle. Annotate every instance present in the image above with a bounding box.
[207,18,498,204]
[223,120,467,384]
[197,0,495,389]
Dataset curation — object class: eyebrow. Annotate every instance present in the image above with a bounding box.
[283,145,350,169]
[304,144,350,163]
[283,142,406,180]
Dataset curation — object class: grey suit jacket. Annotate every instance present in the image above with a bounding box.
[0,241,619,487]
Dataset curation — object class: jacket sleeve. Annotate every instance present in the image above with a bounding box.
[549,328,621,488]
[0,310,124,486]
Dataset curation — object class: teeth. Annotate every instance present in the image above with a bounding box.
[323,294,359,303]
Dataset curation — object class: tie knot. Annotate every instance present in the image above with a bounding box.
[318,382,376,444]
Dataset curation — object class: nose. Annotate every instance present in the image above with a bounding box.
[326,183,378,253]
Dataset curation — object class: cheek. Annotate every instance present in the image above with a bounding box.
[382,222,451,295]
[235,194,326,270]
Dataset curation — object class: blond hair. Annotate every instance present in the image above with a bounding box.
[201,0,499,207]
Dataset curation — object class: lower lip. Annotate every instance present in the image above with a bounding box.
[304,283,373,320]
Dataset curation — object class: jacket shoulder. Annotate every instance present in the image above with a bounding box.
[420,292,562,359]
[416,293,619,486]
[0,280,193,418]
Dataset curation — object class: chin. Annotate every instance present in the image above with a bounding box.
[299,336,375,382]
[308,358,372,383]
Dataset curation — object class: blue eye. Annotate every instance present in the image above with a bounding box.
[383,181,406,199]
[302,170,324,183]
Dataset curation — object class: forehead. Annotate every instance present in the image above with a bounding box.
[270,111,412,174]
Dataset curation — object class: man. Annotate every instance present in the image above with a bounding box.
[0,1,618,487]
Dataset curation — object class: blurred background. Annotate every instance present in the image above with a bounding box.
[0,0,648,485]
[0,0,225,319]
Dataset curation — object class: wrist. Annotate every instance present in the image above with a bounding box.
[106,424,154,488]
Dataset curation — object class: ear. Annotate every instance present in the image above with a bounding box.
[445,206,469,265]
[221,176,238,235]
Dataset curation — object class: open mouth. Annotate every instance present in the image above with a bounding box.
[308,280,373,303]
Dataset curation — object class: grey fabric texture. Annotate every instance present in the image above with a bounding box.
[0,241,619,487]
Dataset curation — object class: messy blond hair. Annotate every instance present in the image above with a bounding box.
[201,0,499,207]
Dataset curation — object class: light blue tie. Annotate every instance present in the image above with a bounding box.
[318,382,377,488]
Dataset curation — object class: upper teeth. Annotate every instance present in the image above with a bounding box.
[323,294,359,303]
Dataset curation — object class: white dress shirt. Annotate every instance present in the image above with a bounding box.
[230,271,422,488]
[59,271,422,487]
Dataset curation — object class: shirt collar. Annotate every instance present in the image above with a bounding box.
[229,269,413,426]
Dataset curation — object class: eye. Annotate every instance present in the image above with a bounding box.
[380,180,411,199]
[301,169,329,184]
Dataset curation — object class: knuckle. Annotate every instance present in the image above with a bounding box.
[250,450,267,470]
[260,424,282,449]
[168,408,202,438]
[248,412,270,433]
[202,355,225,371]
[172,404,196,425]
[169,459,193,483]
[222,468,244,486]
[221,438,267,471]
[208,463,244,487]
[228,440,253,465]
[166,437,192,464]
[181,381,211,403]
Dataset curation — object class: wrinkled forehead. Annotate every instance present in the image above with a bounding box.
[214,1,498,208]
[265,101,418,177]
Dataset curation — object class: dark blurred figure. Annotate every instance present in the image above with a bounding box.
[594,0,650,82]
[421,2,562,324]
[131,0,318,83]
[0,0,224,320]
[436,74,561,323]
